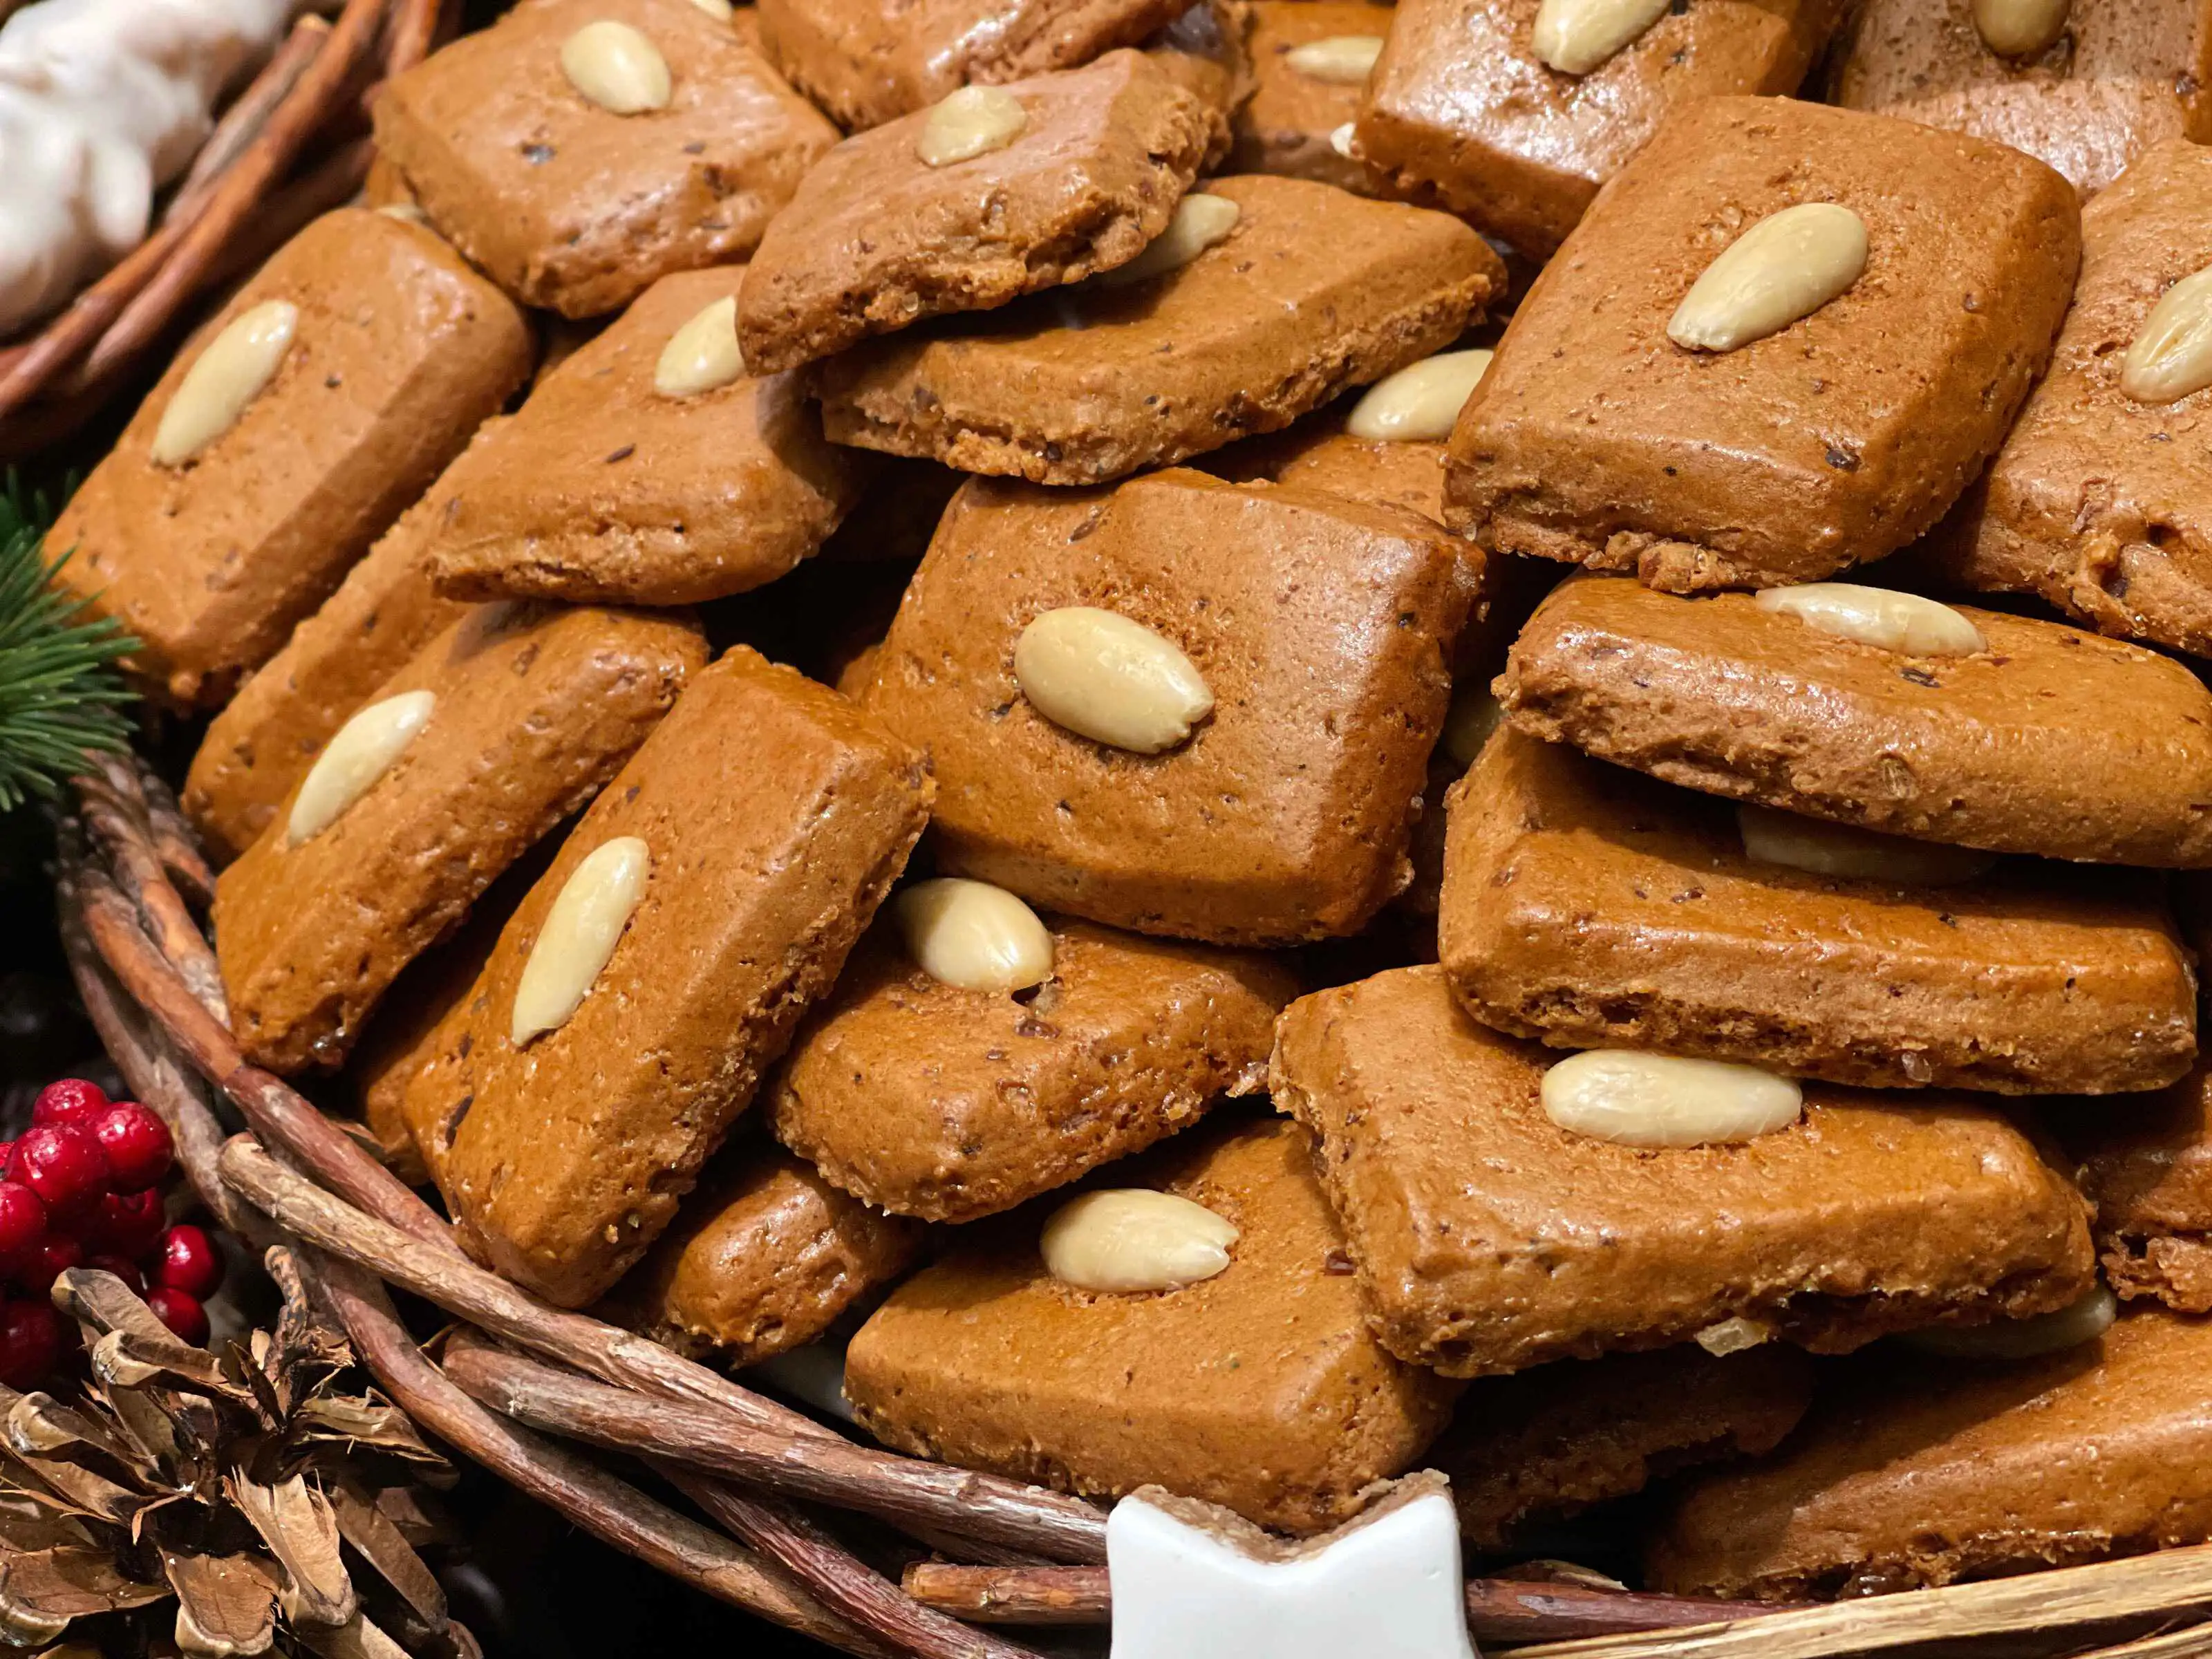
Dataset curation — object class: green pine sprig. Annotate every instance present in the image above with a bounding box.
[0,476,137,812]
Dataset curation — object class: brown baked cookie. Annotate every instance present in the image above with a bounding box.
[1230,3,1392,193]
[2061,1062,2212,1313]
[1144,1,1254,167]
[754,0,1192,129]
[814,174,1505,485]
[1444,97,2079,591]
[1497,577,2212,866]
[844,1116,1463,1534]
[861,469,1470,944]
[1270,966,2096,1377]
[1433,1344,1815,1551]
[215,603,704,1074]
[1439,727,2198,1095]
[424,268,863,606]
[1649,1304,2211,1598]
[182,426,503,865]
[601,1144,924,1367]
[1353,0,1848,258]
[47,208,532,709]
[404,647,932,1307]
[736,52,1212,375]
[1275,431,1450,523]
[373,0,836,317]
[1828,0,2212,198]
[769,908,1299,1221]
[1926,140,2212,659]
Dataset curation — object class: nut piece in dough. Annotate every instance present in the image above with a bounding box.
[1531,0,1670,75]
[2120,265,2212,406]
[1540,1049,1804,1148]
[1667,203,1868,354]
[916,86,1029,167]
[1040,1188,1239,1293]
[1736,805,1997,888]
[1971,0,2069,59]
[1346,348,1493,442]
[560,20,673,114]
[510,836,651,1045]
[1752,583,1985,656]
[1099,192,1241,287]
[287,690,434,847]
[1013,606,1214,753]
[151,300,299,467]
[654,295,744,397]
[892,877,1054,993]
[1284,35,1385,84]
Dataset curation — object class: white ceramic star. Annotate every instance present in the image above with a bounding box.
[1107,1473,1479,1659]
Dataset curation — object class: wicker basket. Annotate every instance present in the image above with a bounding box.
[0,0,447,459]
[42,753,2212,1659]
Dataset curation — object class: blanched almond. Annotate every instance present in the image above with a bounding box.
[1906,1283,2115,1360]
[1532,0,1669,74]
[1284,34,1385,84]
[1753,583,1985,656]
[1329,122,1357,158]
[285,690,433,847]
[1439,683,1502,771]
[916,85,1027,167]
[1541,1050,1803,1149]
[894,877,1054,993]
[1345,348,1493,442]
[1667,203,1868,353]
[1100,194,1241,288]
[511,836,650,1046]
[1040,1190,1239,1293]
[1738,805,1997,887]
[654,296,744,397]
[151,299,298,467]
[560,21,671,115]
[2120,264,2212,405]
[1971,0,2069,57]
[1014,606,1213,753]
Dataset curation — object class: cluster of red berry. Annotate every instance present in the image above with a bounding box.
[0,1079,224,1388]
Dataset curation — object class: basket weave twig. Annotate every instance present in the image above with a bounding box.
[49,758,2212,1658]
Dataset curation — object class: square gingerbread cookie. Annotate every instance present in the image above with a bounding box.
[755,0,1193,129]
[1438,727,2197,1095]
[1828,0,2212,197]
[844,1116,1463,1535]
[424,268,864,606]
[1928,140,2212,659]
[1228,3,1394,194]
[736,51,1212,374]
[814,174,1504,485]
[1352,0,1847,256]
[1444,96,2079,591]
[861,469,1471,944]
[373,0,837,317]
[1270,966,2095,1377]
[48,209,532,709]
[2061,1060,2212,1313]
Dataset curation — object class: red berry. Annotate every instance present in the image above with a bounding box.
[0,1183,46,1266]
[92,1105,170,1194]
[152,1224,223,1300]
[32,1078,108,1127]
[17,1238,79,1295]
[84,1189,165,1259]
[8,1123,109,1217]
[86,1254,143,1294]
[146,1286,207,1346]
[0,1300,62,1389]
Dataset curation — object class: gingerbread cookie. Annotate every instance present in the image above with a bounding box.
[1444,97,2079,591]
[1439,727,2198,1094]
[404,648,932,1306]
[736,51,1212,375]
[2064,1061,2212,1313]
[844,1117,1463,1534]
[1230,4,1392,193]
[425,268,864,606]
[770,903,1298,1220]
[814,174,1505,485]
[1271,966,2096,1376]
[861,469,1470,943]
[215,602,704,1074]
[1497,577,2212,866]
[47,208,532,708]
[373,0,837,317]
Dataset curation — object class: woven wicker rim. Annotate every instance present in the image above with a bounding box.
[48,754,2212,1659]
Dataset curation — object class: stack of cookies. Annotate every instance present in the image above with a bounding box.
[50,0,2212,1610]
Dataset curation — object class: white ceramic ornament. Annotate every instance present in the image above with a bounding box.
[1106,1475,1477,1659]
